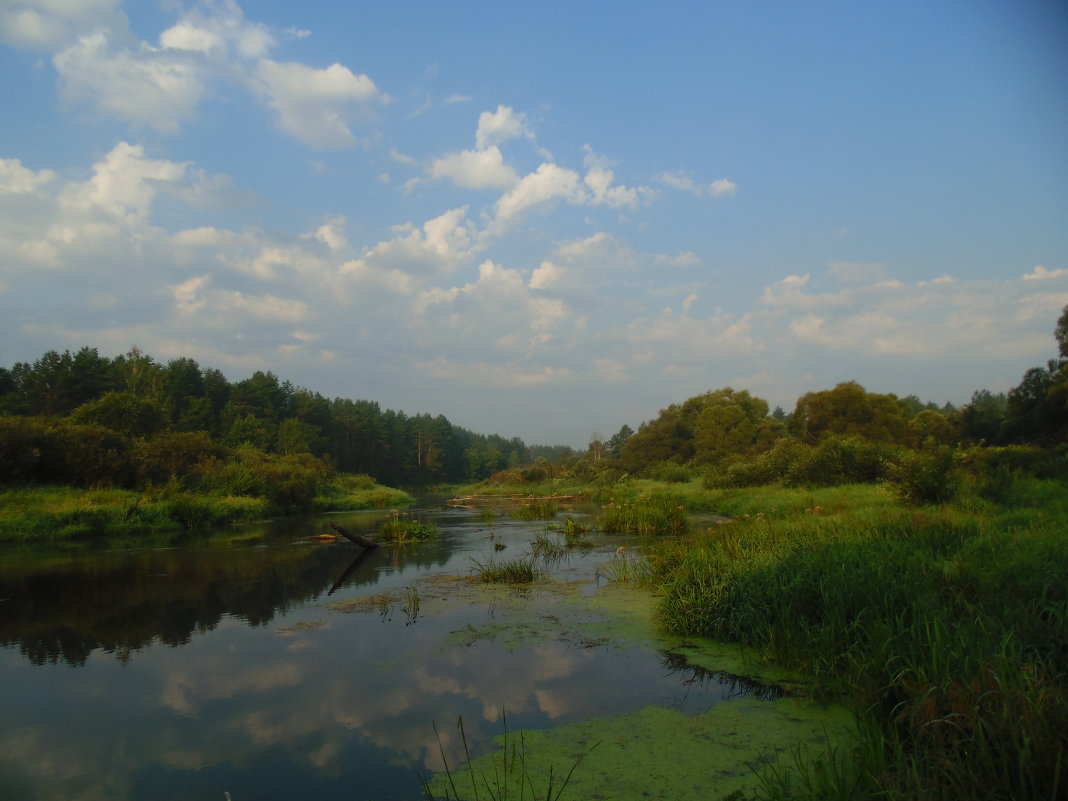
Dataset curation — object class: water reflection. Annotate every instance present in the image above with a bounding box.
[0,511,449,667]
[0,505,798,801]
[659,649,786,701]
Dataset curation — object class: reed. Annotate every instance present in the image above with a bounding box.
[470,554,540,584]
[511,500,558,520]
[377,511,439,542]
[599,495,688,536]
[644,491,1068,800]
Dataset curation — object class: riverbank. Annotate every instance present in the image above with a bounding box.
[445,475,1067,800]
[0,478,414,543]
[637,479,1067,801]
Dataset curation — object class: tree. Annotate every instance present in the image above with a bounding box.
[68,392,168,439]
[1055,304,1068,359]
[607,424,634,457]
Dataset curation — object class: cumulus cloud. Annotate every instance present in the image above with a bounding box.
[255,59,384,149]
[1022,265,1068,281]
[475,105,533,150]
[58,142,190,223]
[428,146,518,190]
[54,32,207,133]
[0,158,56,194]
[339,207,478,288]
[0,0,125,50]
[492,163,586,229]
[415,260,568,355]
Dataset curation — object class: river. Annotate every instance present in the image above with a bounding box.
[0,501,847,801]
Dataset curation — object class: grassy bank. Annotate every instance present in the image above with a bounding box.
[641,480,1067,800]
[0,477,413,543]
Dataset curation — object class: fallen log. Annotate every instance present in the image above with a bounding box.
[329,523,380,550]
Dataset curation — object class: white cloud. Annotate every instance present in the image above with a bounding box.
[58,141,189,223]
[340,207,478,287]
[0,158,56,194]
[414,260,569,355]
[54,32,207,133]
[255,59,384,149]
[429,146,518,190]
[0,0,125,50]
[159,0,275,59]
[492,163,586,230]
[656,170,737,198]
[708,178,737,197]
[1022,265,1067,281]
[475,105,532,150]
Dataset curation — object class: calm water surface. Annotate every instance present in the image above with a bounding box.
[0,503,773,801]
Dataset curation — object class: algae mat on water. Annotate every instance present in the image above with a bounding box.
[427,696,853,801]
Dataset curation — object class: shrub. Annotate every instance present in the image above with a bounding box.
[884,446,959,504]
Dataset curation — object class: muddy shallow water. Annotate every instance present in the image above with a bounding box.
[0,503,849,800]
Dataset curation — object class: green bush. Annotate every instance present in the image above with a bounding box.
[884,446,959,504]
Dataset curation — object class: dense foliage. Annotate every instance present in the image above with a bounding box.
[0,346,533,491]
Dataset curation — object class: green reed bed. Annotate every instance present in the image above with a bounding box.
[510,499,559,520]
[470,554,540,584]
[644,483,1068,801]
[599,495,688,536]
[376,511,439,543]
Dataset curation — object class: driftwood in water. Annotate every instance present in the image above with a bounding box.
[329,523,380,550]
[448,493,577,507]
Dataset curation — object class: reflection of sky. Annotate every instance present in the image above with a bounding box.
[0,508,758,800]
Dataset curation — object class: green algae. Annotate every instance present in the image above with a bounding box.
[426,697,854,801]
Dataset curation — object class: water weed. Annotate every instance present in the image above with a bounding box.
[378,510,439,543]
[423,714,595,801]
[470,554,540,584]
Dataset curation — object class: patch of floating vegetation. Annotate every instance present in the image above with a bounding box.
[425,697,854,801]
[274,620,330,636]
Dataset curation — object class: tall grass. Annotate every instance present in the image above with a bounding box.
[377,511,439,542]
[599,495,688,535]
[470,554,540,584]
[511,500,558,520]
[645,483,1068,800]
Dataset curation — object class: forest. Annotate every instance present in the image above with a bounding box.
[0,304,1064,521]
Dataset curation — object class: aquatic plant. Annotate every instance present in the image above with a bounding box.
[599,495,687,536]
[422,714,595,801]
[470,554,540,584]
[511,500,558,521]
[377,511,439,542]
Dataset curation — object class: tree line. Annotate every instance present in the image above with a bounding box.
[578,305,1067,497]
[0,346,534,489]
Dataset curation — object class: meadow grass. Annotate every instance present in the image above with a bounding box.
[644,478,1068,801]
[0,485,267,541]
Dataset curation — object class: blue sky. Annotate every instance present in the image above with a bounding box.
[1,0,1066,446]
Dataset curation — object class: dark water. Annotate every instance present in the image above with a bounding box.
[0,503,770,801]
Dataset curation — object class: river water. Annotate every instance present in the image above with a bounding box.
[0,502,839,801]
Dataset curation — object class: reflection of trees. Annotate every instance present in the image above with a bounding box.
[0,523,452,667]
[659,651,785,701]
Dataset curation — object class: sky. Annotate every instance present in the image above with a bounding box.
[1,0,1066,446]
